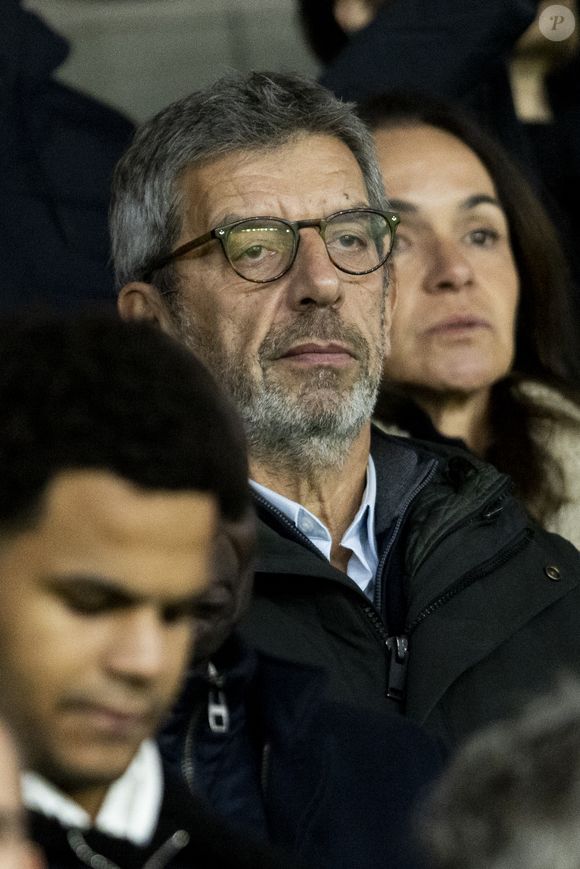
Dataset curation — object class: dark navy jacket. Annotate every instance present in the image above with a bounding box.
[160,635,446,869]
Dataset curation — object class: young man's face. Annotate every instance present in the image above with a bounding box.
[0,469,216,812]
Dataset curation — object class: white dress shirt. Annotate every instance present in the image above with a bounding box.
[251,456,378,598]
[22,739,163,846]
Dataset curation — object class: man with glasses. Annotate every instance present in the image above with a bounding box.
[112,71,580,748]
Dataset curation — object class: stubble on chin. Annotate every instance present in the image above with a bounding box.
[172,299,386,473]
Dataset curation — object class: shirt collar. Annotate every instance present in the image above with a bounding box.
[251,456,376,536]
[22,739,163,846]
[251,456,378,595]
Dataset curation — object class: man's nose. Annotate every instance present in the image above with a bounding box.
[104,606,166,685]
[286,228,343,308]
[423,238,475,294]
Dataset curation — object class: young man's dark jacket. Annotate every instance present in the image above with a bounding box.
[28,760,293,869]
[160,635,445,869]
[241,427,580,748]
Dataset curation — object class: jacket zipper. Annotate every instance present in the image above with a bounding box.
[67,827,190,869]
[373,460,438,617]
[405,527,533,635]
[363,524,532,701]
[180,662,230,795]
[181,702,201,795]
[408,479,513,577]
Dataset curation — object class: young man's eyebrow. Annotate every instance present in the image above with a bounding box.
[42,574,206,611]
[42,574,135,604]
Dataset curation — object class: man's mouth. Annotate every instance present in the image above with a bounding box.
[65,701,153,738]
[279,342,355,365]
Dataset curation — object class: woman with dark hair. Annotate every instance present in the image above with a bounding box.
[360,92,580,545]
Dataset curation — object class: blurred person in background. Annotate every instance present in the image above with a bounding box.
[361,91,580,547]
[0,0,134,310]
[298,0,580,332]
[420,681,580,869]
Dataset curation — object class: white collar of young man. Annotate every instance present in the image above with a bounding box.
[22,739,163,846]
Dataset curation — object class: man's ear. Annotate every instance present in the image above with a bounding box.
[117,282,175,336]
[333,0,376,33]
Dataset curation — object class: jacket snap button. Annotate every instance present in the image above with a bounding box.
[544,565,561,581]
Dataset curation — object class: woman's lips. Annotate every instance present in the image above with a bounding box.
[424,316,491,336]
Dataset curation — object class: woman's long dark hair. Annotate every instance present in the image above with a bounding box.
[361,91,580,523]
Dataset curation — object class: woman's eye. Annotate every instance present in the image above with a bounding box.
[467,228,499,246]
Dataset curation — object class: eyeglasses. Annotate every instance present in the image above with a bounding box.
[143,208,400,284]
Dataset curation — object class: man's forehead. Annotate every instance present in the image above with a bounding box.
[40,469,216,540]
[0,470,218,604]
[177,133,368,229]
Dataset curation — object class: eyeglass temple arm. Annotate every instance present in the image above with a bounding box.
[144,230,216,276]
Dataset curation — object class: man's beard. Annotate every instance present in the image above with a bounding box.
[171,299,385,474]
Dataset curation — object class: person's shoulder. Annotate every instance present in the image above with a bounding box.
[371,421,494,477]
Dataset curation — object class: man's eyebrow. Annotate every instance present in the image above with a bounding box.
[214,201,373,225]
[42,574,136,604]
[42,574,206,611]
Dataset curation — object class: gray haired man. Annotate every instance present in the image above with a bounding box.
[112,71,580,748]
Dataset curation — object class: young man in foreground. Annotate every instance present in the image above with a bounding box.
[0,314,289,869]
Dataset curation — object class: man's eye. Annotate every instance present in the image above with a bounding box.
[61,591,115,616]
[240,245,268,261]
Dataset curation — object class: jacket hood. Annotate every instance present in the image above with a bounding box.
[0,0,68,100]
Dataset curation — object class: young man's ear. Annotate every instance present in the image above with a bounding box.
[117,282,176,336]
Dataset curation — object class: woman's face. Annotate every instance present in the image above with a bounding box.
[374,124,519,395]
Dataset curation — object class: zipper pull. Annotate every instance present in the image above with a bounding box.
[207,662,230,733]
[386,635,409,702]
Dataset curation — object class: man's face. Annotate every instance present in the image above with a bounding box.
[133,134,391,470]
[192,510,256,664]
[0,470,216,807]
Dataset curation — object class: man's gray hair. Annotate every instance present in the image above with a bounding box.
[110,70,387,290]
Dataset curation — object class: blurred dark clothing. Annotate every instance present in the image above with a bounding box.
[0,0,134,311]
[160,634,446,869]
[321,0,537,163]
[29,762,294,869]
[318,0,580,326]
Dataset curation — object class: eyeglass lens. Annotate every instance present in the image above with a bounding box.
[223,211,391,282]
